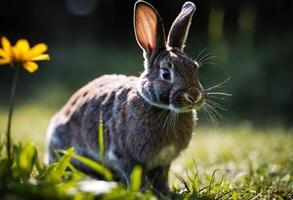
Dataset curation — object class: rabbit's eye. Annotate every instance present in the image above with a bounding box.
[160,67,172,81]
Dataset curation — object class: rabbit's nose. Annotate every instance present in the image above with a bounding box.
[184,93,196,103]
[184,88,202,104]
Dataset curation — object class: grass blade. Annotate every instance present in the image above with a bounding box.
[130,165,142,192]
[72,154,113,181]
[98,111,105,165]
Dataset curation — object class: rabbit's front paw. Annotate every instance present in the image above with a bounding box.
[147,165,171,195]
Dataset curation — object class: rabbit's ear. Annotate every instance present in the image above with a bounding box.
[134,1,166,58]
[167,2,196,51]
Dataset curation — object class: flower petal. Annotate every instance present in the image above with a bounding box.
[23,61,39,73]
[15,39,30,52]
[0,58,10,65]
[29,43,48,57]
[0,49,8,58]
[31,54,50,61]
[12,47,20,60]
[1,37,11,52]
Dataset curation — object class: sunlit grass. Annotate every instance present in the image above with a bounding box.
[0,103,55,158]
[171,126,293,199]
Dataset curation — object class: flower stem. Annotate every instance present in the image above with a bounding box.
[6,66,20,165]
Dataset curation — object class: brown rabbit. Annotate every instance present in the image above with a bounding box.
[46,0,204,194]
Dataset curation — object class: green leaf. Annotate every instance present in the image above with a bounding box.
[42,148,74,184]
[13,142,37,179]
[130,165,142,192]
[72,154,113,181]
[55,148,74,177]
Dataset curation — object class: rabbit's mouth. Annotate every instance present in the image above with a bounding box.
[194,96,205,108]
[169,89,205,113]
[169,101,204,113]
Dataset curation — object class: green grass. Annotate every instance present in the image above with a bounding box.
[0,103,292,199]
[171,127,293,199]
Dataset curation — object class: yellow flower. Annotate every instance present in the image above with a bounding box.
[0,37,50,73]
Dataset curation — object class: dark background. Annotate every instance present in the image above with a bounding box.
[0,0,292,127]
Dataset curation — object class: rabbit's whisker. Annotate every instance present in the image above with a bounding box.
[168,112,175,132]
[202,76,230,126]
[164,111,179,134]
[211,105,225,122]
[198,55,216,64]
[169,112,174,134]
[203,104,213,124]
[205,105,218,124]
[203,105,218,126]
[195,47,208,61]
[202,98,228,126]
[197,54,216,66]
[161,110,168,130]
[207,106,221,125]
[206,92,232,97]
[156,109,168,129]
[203,108,213,125]
[172,112,178,132]
[163,111,171,132]
[206,77,231,91]
[200,61,217,66]
[206,103,224,121]
[198,53,211,61]
[197,52,211,63]
[207,86,228,92]
[208,95,225,100]
[206,99,227,111]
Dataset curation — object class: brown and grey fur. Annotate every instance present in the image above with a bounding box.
[46,1,203,194]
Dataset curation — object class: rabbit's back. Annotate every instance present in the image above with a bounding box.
[59,74,137,121]
[46,74,138,163]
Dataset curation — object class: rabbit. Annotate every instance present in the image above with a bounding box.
[46,0,204,194]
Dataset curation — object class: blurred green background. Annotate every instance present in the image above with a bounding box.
[0,0,292,133]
